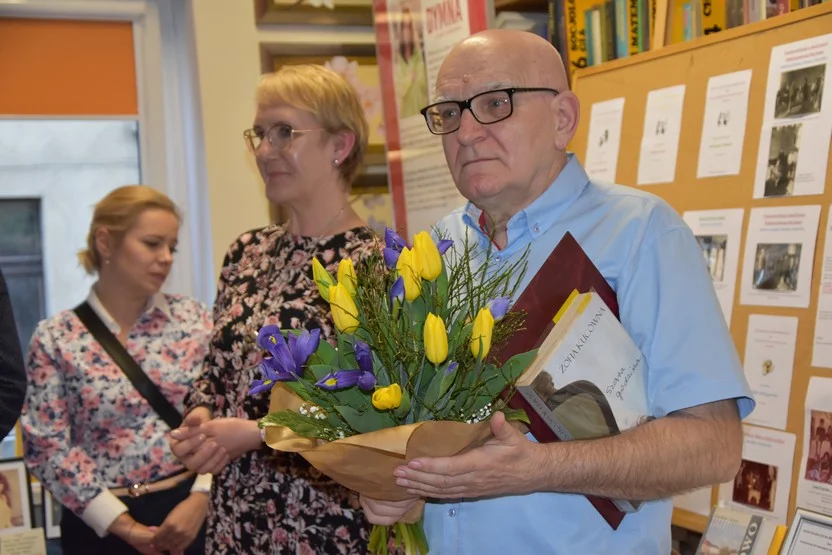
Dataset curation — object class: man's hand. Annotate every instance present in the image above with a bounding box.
[359,496,423,525]
[151,493,208,554]
[393,411,541,499]
[170,408,229,475]
[108,513,162,555]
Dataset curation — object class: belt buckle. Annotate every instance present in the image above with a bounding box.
[128,482,150,498]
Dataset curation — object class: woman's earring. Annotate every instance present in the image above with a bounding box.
[333,159,340,167]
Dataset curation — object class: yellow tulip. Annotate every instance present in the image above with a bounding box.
[396,247,422,302]
[312,258,335,302]
[372,384,403,410]
[337,258,357,297]
[470,307,494,359]
[413,231,442,281]
[329,283,360,333]
[423,313,448,365]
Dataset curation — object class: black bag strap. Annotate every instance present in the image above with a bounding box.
[74,301,183,429]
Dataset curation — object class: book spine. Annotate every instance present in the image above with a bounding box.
[615,0,630,58]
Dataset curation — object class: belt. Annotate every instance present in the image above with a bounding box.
[110,470,196,498]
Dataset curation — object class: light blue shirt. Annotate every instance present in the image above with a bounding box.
[427,154,755,554]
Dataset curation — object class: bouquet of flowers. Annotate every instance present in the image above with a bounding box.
[251,227,537,554]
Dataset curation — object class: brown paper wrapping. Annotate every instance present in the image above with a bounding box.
[264,385,494,501]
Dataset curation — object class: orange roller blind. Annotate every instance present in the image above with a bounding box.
[0,18,137,115]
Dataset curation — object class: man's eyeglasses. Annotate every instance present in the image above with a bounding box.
[243,124,323,152]
[420,87,560,135]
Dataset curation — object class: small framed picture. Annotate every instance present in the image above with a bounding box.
[0,458,32,534]
[43,491,61,539]
[781,507,832,554]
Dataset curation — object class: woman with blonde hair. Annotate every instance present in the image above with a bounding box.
[21,185,213,555]
[170,64,379,554]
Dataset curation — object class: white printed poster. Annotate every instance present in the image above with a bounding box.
[683,208,745,325]
[796,377,832,517]
[813,207,832,368]
[739,205,822,308]
[742,314,798,431]
[585,97,625,183]
[637,84,686,186]
[718,425,796,525]
[697,69,753,178]
[754,33,832,199]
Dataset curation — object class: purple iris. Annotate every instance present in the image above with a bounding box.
[315,340,377,391]
[390,276,405,309]
[445,361,458,376]
[383,228,409,268]
[488,297,511,320]
[437,239,454,255]
[248,326,320,395]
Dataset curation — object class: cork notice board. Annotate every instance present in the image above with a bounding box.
[569,3,832,533]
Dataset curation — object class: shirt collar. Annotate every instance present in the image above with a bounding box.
[461,153,590,250]
[86,286,172,335]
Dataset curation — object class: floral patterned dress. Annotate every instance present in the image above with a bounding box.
[186,224,379,555]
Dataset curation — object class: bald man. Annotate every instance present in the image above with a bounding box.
[361,30,754,553]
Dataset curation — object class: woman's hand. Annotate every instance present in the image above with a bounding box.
[197,417,263,466]
[151,492,208,555]
[359,495,423,526]
[108,514,162,555]
[170,408,229,474]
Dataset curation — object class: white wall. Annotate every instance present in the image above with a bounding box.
[189,0,377,274]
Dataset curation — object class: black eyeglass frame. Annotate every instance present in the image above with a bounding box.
[419,87,560,135]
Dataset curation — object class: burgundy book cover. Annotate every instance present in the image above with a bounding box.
[492,231,625,529]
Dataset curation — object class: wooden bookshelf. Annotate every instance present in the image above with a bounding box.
[672,508,708,534]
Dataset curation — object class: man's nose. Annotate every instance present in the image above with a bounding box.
[455,109,486,145]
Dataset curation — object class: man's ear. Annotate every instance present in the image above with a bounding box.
[553,92,580,151]
[94,228,113,263]
[331,130,357,165]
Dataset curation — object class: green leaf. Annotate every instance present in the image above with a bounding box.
[500,349,539,382]
[502,407,531,425]
[394,387,411,420]
[333,404,397,433]
[260,410,335,440]
[310,339,338,367]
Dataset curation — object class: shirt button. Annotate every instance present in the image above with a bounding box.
[495,255,501,262]
[448,508,457,517]
[533,225,540,233]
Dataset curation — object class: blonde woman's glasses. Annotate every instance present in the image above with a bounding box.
[243,124,324,152]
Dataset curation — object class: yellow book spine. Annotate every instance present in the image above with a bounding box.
[701,0,726,35]
[553,289,581,323]
[564,0,598,79]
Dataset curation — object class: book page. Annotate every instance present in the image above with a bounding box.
[0,529,46,555]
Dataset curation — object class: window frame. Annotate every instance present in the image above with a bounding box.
[0,0,215,305]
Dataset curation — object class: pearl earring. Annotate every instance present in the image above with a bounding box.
[333,159,340,167]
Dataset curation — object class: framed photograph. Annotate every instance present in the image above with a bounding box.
[0,459,32,535]
[781,507,832,554]
[254,0,374,27]
[42,491,61,539]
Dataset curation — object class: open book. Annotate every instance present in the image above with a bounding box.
[695,506,778,555]
[514,289,652,514]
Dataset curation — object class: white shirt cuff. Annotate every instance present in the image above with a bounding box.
[81,490,129,538]
[190,473,212,493]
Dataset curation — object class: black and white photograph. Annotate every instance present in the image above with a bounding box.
[43,491,61,539]
[695,234,728,282]
[0,459,32,534]
[773,63,825,119]
[764,123,801,197]
[752,242,801,291]
[732,459,778,512]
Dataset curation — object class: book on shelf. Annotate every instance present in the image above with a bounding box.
[491,231,627,529]
[694,506,778,555]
